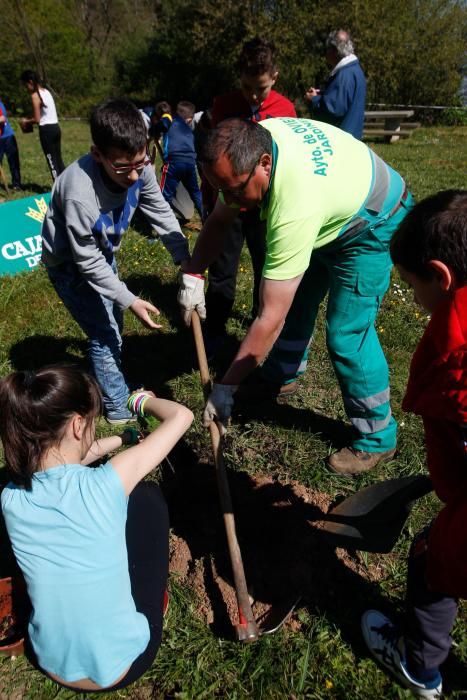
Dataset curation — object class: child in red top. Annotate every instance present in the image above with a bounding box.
[202,37,296,357]
[362,190,467,699]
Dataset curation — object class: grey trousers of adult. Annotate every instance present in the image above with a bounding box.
[205,208,266,336]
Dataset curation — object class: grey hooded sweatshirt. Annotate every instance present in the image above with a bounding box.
[42,154,189,308]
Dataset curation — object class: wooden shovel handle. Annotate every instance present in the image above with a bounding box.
[191,310,211,395]
[191,311,259,641]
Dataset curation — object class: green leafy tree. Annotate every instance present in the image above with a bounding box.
[0,0,465,114]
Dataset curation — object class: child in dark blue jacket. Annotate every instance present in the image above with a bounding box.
[154,101,203,220]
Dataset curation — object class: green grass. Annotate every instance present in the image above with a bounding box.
[0,122,466,699]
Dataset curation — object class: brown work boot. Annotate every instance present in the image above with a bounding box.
[328,447,397,475]
[235,378,299,404]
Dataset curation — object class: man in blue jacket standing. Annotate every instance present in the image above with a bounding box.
[305,29,366,140]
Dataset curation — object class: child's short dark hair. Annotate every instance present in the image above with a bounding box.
[391,190,467,284]
[0,366,102,490]
[236,36,277,76]
[153,101,172,120]
[90,98,147,156]
[176,101,196,120]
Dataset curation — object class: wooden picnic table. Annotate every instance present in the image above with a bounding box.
[364,109,418,143]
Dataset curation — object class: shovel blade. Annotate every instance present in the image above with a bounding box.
[318,475,433,553]
[257,596,301,635]
[319,512,408,552]
[328,475,432,520]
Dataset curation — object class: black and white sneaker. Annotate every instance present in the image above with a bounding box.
[361,610,442,698]
[106,411,137,426]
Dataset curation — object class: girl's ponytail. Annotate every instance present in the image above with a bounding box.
[0,366,102,489]
[20,69,45,107]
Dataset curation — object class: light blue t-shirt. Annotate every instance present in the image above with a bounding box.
[1,462,149,687]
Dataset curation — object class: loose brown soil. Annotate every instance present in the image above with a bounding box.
[163,451,385,637]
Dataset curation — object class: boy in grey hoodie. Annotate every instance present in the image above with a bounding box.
[42,98,190,422]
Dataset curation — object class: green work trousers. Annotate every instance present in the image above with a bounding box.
[262,193,414,453]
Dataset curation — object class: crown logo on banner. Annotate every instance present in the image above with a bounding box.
[25,197,48,224]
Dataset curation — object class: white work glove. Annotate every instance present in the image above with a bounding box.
[177,272,206,327]
[203,383,238,436]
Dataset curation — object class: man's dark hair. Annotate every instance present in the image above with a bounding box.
[176,101,196,120]
[390,190,467,284]
[197,118,272,175]
[236,36,277,76]
[90,98,147,156]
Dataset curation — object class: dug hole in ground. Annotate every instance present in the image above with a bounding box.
[164,441,386,638]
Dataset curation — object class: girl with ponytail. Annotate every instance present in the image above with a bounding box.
[0,365,192,691]
[19,70,65,180]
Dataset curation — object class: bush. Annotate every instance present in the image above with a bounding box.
[438,107,467,126]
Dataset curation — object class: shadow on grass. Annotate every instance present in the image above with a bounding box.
[442,654,467,696]
[9,266,351,448]
[235,401,352,450]
[10,341,351,454]
[8,331,193,391]
[9,335,88,371]
[125,274,182,331]
[22,184,50,195]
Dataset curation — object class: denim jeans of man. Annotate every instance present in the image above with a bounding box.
[47,260,130,419]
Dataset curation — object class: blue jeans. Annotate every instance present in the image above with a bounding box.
[47,260,130,418]
[0,135,21,188]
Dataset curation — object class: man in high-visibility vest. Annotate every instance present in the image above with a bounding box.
[178,117,413,474]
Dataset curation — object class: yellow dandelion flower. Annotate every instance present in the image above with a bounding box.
[325,679,333,689]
